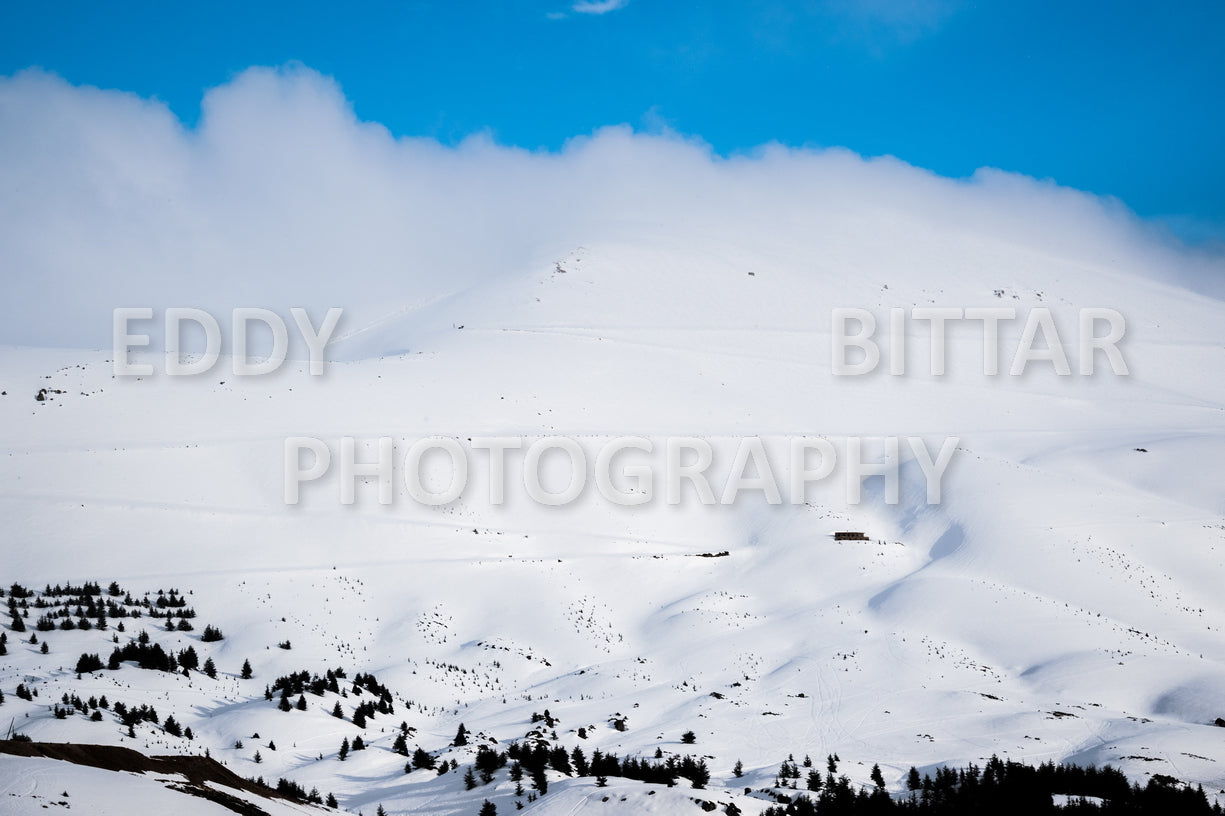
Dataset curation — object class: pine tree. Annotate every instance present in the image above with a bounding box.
[530,765,548,795]
[907,766,922,791]
[464,767,477,790]
[571,746,589,776]
[871,763,886,789]
[681,730,696,744]
[332,701,344,718]
[733,759,744,778]
[392,733,409,756]
[296,694,307,711]
[453,723,469,746]
[241,659,253,679]
[690,759,711,789]
[325,793,338,808]
[75,653,103,673]
[40,641,48,654]
[203,657,217,678]
[338,737,349,761]
[352,736,365,751]
[254,750,262,764]
[479,800,497,816]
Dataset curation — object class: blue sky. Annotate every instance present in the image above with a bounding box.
[2,0,1223,241]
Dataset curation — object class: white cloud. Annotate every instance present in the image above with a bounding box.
[571,0,629,15]
[0,64,1219,352]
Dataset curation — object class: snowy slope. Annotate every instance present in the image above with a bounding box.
[2,221,1225,814]
[0,750,331,816]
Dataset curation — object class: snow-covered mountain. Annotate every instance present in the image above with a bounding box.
[3,204,1225,815]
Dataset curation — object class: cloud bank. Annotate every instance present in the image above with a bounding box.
[571,0,630,15]
[0,64,1219,352]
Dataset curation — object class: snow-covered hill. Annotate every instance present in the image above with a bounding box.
[3,209,1225,815]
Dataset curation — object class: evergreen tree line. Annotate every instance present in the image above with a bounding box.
[7,583,37,599]
[36,581,106,598]
[151,590,190,608]
[429,736,1221,816]
[449,738,713,795]
[351,671,394,700]
[4,587,222,642]
[105,639,174,672]
[243,774,338,808]
[758,754,1221,816]
[113,700,161,728]
[266,666,394,724]
[34,602,134,630]
[269,667,345,697]
[58,691,108,713]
